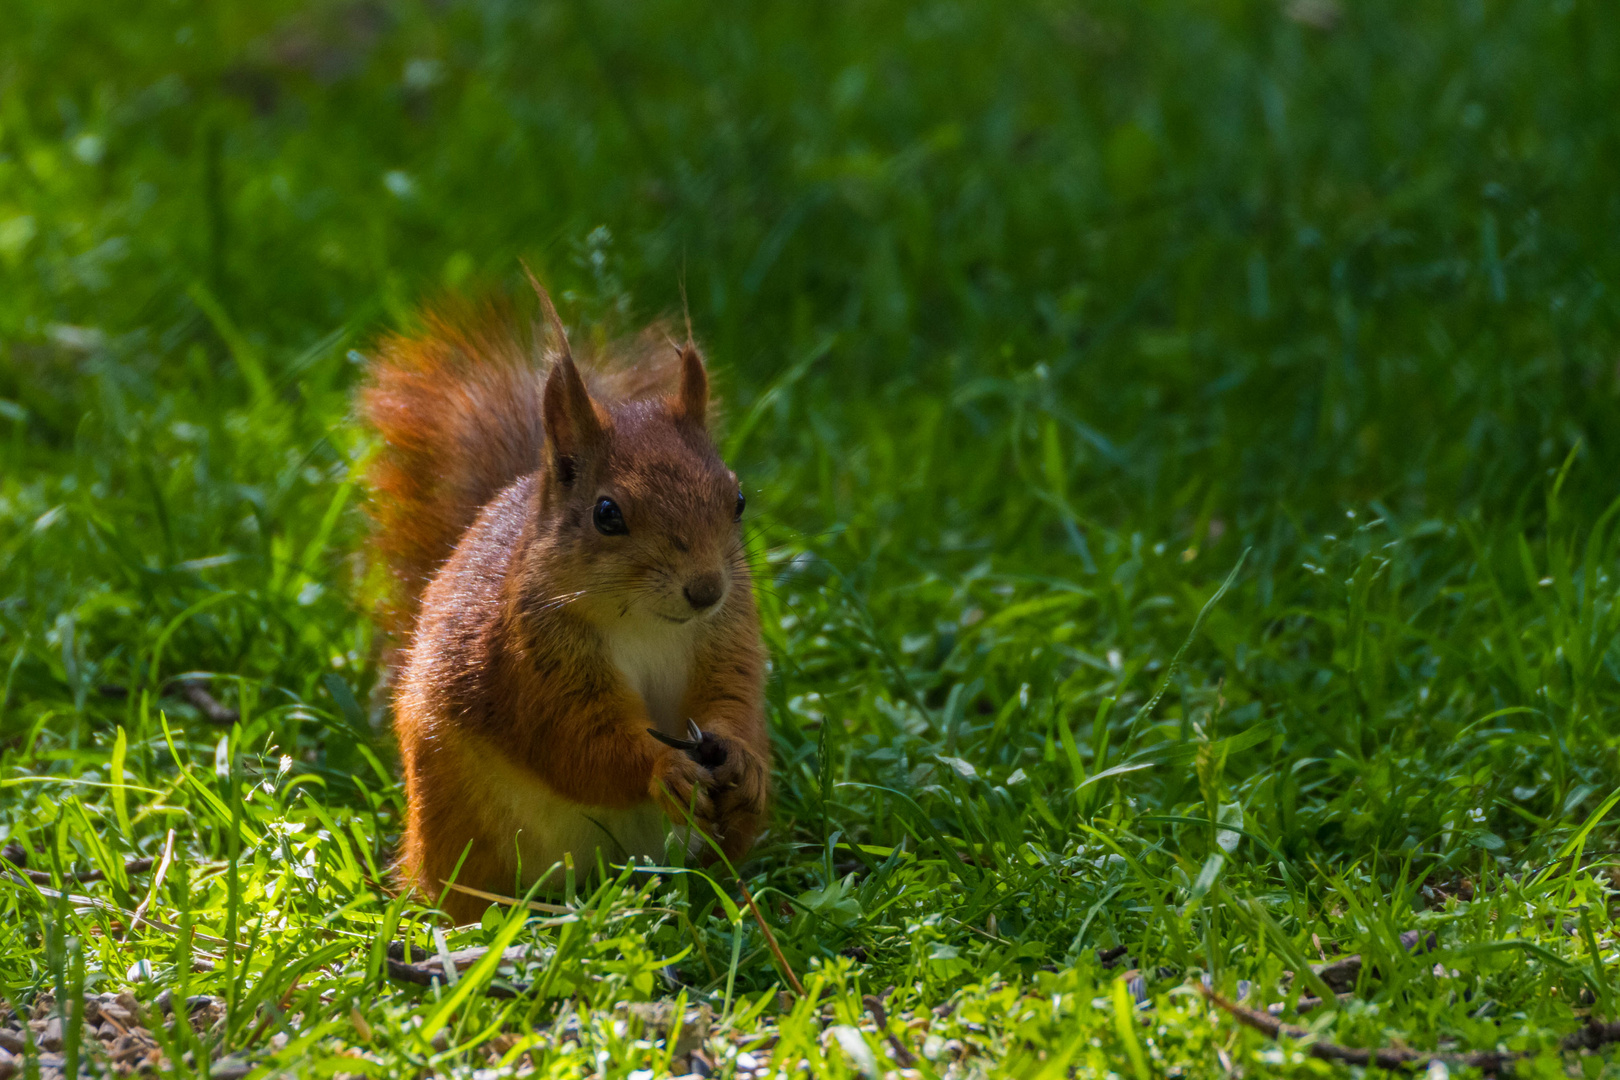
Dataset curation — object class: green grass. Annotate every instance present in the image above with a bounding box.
[4,0,1620,1075]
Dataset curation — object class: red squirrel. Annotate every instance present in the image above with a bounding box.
[360,287,769,923]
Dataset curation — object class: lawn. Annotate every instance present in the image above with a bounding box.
[3,0,1620,1075]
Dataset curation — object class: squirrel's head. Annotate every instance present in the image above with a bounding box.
[537,342,747,629]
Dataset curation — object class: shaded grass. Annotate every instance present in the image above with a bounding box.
[4,0,1620,1075]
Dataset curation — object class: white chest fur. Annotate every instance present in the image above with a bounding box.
[441,621,700,899]
[463,737,669,889]
[604,619,696,735]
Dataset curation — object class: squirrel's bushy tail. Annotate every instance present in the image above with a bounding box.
[360,303,549,638]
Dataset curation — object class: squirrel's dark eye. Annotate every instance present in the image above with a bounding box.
[593,498,628,536]
[734,490,745,522]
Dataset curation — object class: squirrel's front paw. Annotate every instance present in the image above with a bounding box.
[708,742,768,860]
[649,751,716,833]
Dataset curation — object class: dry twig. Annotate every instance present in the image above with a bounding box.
[861,995,918,1068]
[98,678,239,724]
[128,829,177,941]
[734,875,805,998]
[383,941,530,998]
[3,854,154,886]
[1199,983,1620,1075]
[4,874,236,957]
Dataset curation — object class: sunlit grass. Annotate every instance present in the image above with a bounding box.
[4,0,1620,1075]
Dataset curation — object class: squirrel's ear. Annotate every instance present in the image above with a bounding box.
[675,343,708,427]
[543,356,604,486]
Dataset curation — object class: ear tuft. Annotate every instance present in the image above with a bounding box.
[523,262,573,365]
[676,343,708,427]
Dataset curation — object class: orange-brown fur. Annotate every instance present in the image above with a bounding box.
[361,296,769,923]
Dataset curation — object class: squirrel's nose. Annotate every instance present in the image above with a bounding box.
[683,573,724,611]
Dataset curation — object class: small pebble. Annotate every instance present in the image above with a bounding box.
[39,1017,62,1051]
[737,1051,759,1070]
[0,1031,20,1053]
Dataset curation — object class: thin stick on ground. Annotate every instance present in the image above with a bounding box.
[242,977,302,1049]
[1199,983,1620,1075]
[733,874,805,998]
[128,829,176,941]
[98,679,239,724]
[3,855,155,885]
[658,777,806,999]
[8,872,237,957]
[862,994,918,1068]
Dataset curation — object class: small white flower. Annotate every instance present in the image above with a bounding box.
[1468,807,1486,824]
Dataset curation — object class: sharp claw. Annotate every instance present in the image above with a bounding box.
[686,718,704,742]
[647,727,701,752]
